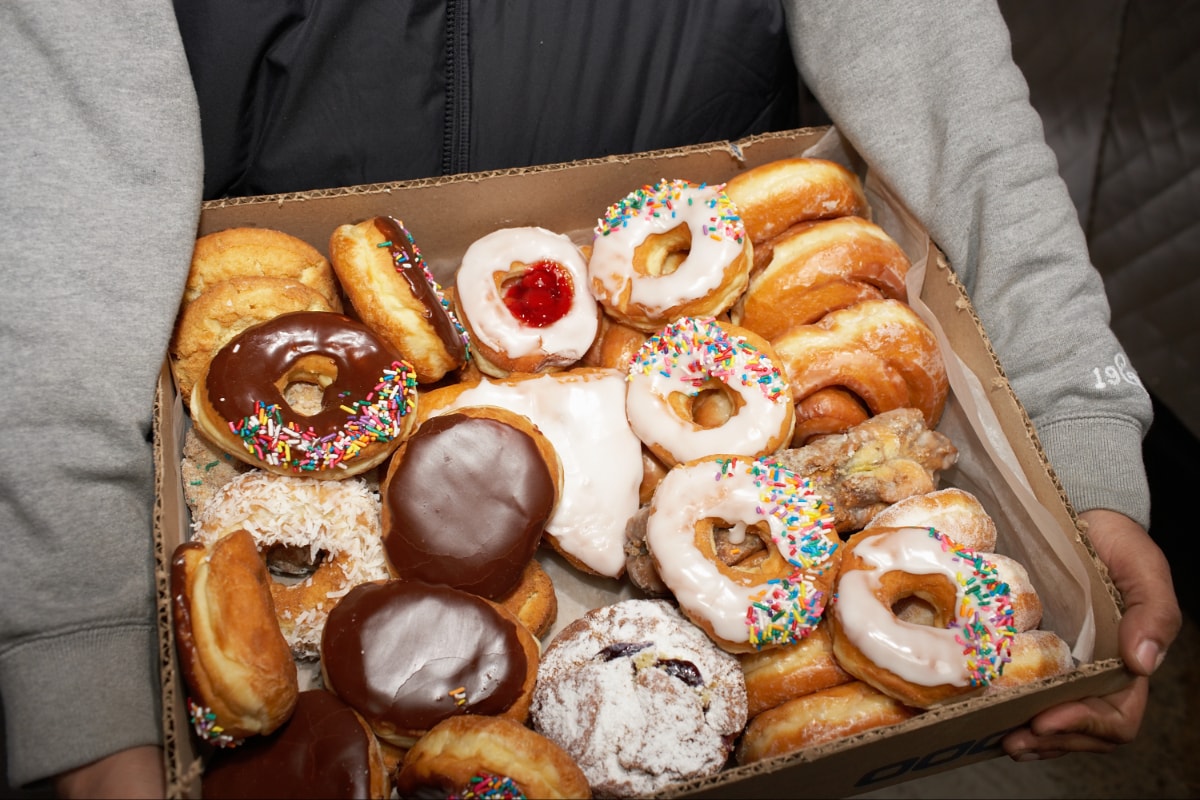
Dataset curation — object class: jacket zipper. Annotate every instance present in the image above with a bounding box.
[442,0,471,175]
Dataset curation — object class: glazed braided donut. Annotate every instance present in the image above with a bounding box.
[772,298,949,436]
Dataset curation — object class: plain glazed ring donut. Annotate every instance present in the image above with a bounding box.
[454,226,599,377]
[626,317,795,467]
[829,526,1019,708]
[588,178,752,332]
[191,310,418,478]
[190,469,390,659]
[328,216,469,383]
[645,455,840,653]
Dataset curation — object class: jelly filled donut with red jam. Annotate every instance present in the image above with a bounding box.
[455,226,599,377]
[320,580,539,748]
[201,690,389,800]
[191,310,418,478]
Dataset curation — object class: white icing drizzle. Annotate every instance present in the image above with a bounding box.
[435,370,642,577]
[456,226,598,364]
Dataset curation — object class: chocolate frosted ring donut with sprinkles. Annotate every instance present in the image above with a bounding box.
[644,455,841,654]
[625,317,795,467]
[191,310,418,479]
[587,178,753,332]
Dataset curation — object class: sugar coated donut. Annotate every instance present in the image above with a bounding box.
[171,530,298,747]
[191,310,418,478]
[588,179,752,331]
[645,455,840,653]
[184,226,342,309]
[328,216,469,382]
[455,226,599,376]
[191,469,389,659]
[829,526,1018,708]
[987,629,1074,690]
[201,690,389,800]
[531,599,747,798]
[865,488,998,552]
[320,580,539,748]
[395,716,592,800]
[626,317,795,467]
[381,406,561,600]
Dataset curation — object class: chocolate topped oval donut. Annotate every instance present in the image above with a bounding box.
[201,689,388,800]
[320,580,539,748]
[381,406,561,599]
[191,310,418,478]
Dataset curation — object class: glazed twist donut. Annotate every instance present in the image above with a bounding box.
[791,387,871,446]
[772,298,949,435]
[730,215,911,341]
[645,455,840,653]
[626,317,795,467]
[454,226,599,376]
[588,178,752,331]
[191,310,419,478]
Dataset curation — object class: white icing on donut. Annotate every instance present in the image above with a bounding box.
[626,317,792,464]
[433,370,642,578]
[834,526,1016,688]
[456,226,598,365]
[645,457,838,648]
[589,179,746,317]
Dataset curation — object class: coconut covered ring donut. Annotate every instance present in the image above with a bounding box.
[191,310,418,478]
[328,216,468,383]
[170,530,298,747]
[320,580,539,748]
[455,226,599,377]
[395,716,592,800]
[185,226,342,309]
[645,455,841,653]
[588,178,752,332]
[626,317,795,468]
[191,470,390,659]
[381,405,562,600]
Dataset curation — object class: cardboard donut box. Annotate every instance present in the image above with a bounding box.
[152,127,1129,798]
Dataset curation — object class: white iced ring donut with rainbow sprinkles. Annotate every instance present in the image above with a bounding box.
[644,455,840,654]
[626,317,795,467]
[587,179,753,332]
[828,526,1018,708]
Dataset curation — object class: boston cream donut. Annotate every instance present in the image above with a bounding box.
[626,317,795,467]
[588,178,752,332]
[455,226,599,376]
[191,310,418,478]
[170,530,298,747]
[645,455,840,653]
[328,216,468,383]
[829,526,1019,708]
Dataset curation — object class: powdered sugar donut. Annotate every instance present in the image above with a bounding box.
[191,470,389,659]
[646,455,840,653]
[531,599,746,798]
[455,226,599,377]
[626,317,794,467]
[588,179,752,332]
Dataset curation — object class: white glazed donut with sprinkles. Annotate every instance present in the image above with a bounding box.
[587,178,753,332]
[645,455,840,654]
[626,317,795,467]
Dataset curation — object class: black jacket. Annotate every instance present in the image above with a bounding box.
[174,0,806,199]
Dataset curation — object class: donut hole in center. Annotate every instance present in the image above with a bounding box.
[671,380,745,430]
[276,356,337,417]
[880,573,958,629]
[702,518,779,573]
[637,226,692,278]
[264,543,326,581]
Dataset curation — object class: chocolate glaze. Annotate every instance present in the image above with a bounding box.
[383,412,554,598]
[321,581,528,733]
[201,690,376,799]
[204,310,405,434]
[373,216,465,360]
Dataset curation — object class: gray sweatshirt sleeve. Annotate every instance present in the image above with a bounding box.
[785,0,1153,528]
[0,1,203,787]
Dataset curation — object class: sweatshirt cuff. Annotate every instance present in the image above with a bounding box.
[0,623,161,788]
[1037,415,1151,531]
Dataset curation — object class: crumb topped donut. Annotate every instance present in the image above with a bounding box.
[645,455,840,653]
[455,226,599,376]
[588,179,752,332]
[626,317,794,467]
[531,599,746,798]
[191,310,418,478]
